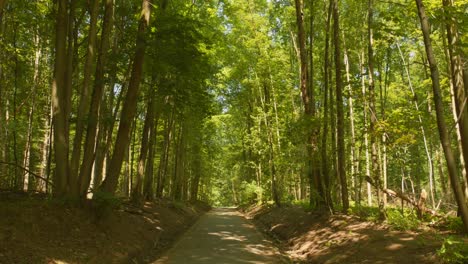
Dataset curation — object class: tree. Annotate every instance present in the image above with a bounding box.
[99,0,151,195]
[333,0,349,212]
[414,0,468,231]
[51,0,71,197]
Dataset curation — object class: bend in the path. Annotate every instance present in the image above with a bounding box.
[154,207,287,264]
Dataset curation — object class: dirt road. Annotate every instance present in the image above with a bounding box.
[154,207,287,264]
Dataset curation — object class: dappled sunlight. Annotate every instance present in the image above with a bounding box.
[153,208,287,263]
[207,231,248,241]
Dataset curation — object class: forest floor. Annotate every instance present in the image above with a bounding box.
[243,204,456,264]
[0,191,210,264]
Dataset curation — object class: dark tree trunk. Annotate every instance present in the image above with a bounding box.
[100,0,151,195]
[333,0,349,212]
[415,0,468,232]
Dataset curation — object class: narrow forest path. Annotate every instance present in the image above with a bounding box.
[154,208,287,264]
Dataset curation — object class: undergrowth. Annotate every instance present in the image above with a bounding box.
[437,236,468,264]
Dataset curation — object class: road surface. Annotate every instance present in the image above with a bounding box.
[154,207,287,264]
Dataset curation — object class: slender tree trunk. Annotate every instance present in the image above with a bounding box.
[38,101,52,192]
[321,0,333,209]
[132,91,155,203]
[295,0,323,208]
[157,105,175,198]
[79,0,114,197]
[343,35,357,205]
[70,0,100,191]
[100,0,151,194]
[443,0,468,187]
[368,0,383,216]
[415,0,468,231]
[52,0,70,196]
[23,34,41,192]
[397,43,436,208]
[143,114,158,201]
[0,0,6,184]
[360,52,372,206]
[333,0,348,212]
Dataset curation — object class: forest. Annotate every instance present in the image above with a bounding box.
[0,0,467,263]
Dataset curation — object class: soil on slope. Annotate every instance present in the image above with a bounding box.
[0,191,210,264]
[244,205,448,264]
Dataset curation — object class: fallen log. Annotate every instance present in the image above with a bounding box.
[365,176,441,217]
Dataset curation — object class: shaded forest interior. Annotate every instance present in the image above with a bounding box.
[0,0,467,262]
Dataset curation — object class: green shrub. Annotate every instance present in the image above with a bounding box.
[349,205,380,221]
[239,181,263,205]
[437,236,468,264]
[91,191,121,219]
[446,217,464,233]
[292,199,313,211]
[386,209,420,231]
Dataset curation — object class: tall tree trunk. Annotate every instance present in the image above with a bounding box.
[443,0,468,187]
[79,0,114,197]
[23,34,41,191]
[157,105,175,198]
[343,33,357,205]
[38,101,52,192]
[132,91,155,203]
[333,0,348,212]
[190,139,201,201]
[70,0,100,192]
[51,0,70,196]
[172,123,184,200]
[415,0,468,231]
[0,0,6,184]
[143,114,158,201]
[397,42,436,208]
[368,0,383,215]
[99,0,151,194]
[321,0,333,209]
[360,52,372,206]
[295,0,323,207]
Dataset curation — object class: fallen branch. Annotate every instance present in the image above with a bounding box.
[0,161,54,188]
[365,176,441,217]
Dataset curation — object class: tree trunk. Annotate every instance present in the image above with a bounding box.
[157,105,175,198]
[23,34,41,192]
[343,35,358,205]
[70,0,100,192]
[333,0,348,212]
[99,0,151,195]
[360,52,372,206]
[443,0,468,187]
[415,0,468,232]
[368,0,383,217]
[79,0,114,197]
[132,91,155,203]
[295,0,323,208]
[143,114,158,201]
[396,42,435,208]
[52,0,70,196]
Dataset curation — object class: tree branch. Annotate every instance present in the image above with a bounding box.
[0,161,54,188]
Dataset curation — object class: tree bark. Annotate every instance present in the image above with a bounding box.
[295,0,323,208]
[132,91,155,203]
[415,0,468,232]
[70,0,100,192]
[368,0,383,217]
[443,0,468,187]
[333,0,348,212]
[143,113,158,201]
[51,0,70,196]
[99,0,151,195]
[79,0,114,197]
[23,34,41,191]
